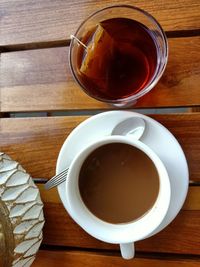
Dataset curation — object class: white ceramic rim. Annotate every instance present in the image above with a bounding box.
[65,135,171,244]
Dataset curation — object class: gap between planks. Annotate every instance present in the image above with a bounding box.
[0,29,200,53]
[39,245,200,261]
[0,107,194,119]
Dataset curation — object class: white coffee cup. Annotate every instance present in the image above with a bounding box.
[65,135,171,259]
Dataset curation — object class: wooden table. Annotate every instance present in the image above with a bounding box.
[1,1,200,266]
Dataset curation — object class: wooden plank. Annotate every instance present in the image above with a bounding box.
[38,184,200,254]
[42,205,200,254]
[0,114,200,181]
[183,187,200,210]
[32,250,200,267]
[1,36,200,112]
[38,185,200,211]
[0,0,200,48]
[0,116,84,178]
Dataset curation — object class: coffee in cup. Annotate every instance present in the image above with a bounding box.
[79,142,160,224]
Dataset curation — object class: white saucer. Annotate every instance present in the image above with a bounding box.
[57,111,189,238]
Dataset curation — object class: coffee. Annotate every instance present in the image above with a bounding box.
[77,18,157,101]
[79,143,159,224]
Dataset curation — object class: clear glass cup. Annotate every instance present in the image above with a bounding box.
[69,5,168,107]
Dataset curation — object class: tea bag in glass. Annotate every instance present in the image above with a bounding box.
[80,24,117,91]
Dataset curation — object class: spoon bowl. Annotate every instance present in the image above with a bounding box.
[111,117,145,140]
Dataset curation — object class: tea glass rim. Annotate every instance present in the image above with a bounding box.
[65,136,171,244]
[69,4,168,104]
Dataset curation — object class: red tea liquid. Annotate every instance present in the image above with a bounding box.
[77,18,157,100]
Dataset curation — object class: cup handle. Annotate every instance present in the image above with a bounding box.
[119,242,135,259]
